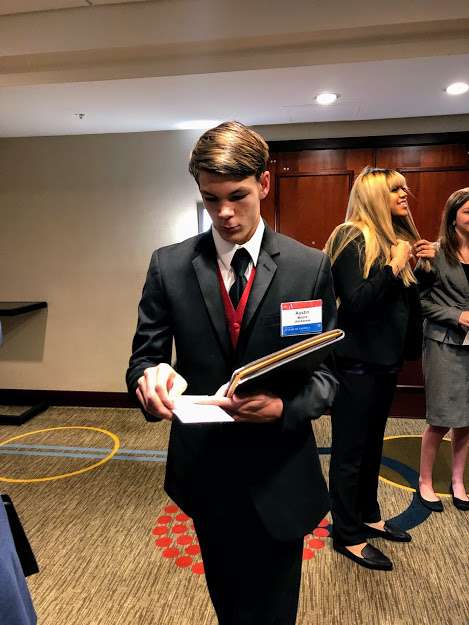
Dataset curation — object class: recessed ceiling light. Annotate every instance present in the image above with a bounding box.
[315,92,339,105]
[175,119,221,130]
[445,82,469,96]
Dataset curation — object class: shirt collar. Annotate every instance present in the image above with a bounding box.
[212,219,265,272]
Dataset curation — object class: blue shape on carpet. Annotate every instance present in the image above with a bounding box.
[380,456,432,530]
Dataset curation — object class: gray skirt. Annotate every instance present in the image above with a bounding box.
[423,337,469,428]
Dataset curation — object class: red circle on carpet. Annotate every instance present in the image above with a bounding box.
[157,515,172,524]
[176,556,193,568]
[152,526,168,535]
[176,513,190,522]
[303,548,315,560]
[313,528,329,537]
[318,518,329,527]
[176,535,193,546]
[155,537,172,548]
[192,562,205,574]
[172,524,187,534]
[308,538,325,550]
[164,504,179,514]
[185,544,201,556]
[162,547,180,559]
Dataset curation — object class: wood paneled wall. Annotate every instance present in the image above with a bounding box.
[262,133,469,392]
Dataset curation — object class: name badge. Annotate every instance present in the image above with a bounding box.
[280,300,322,337]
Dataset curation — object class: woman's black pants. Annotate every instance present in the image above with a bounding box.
[329,369,397,546]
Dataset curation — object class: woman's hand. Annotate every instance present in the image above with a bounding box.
[389,239,412,275]
[413,239,436,260]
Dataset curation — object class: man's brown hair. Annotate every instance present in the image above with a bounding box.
[189,121,269,183]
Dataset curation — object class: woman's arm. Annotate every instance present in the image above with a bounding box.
[419,256,464,329]
[332,239,402,315]
[420,290,465,328]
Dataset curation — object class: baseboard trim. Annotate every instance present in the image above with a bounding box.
[0,389,136,409]
[1,386,425,417]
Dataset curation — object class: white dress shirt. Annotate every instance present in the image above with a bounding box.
[211,219,265,291]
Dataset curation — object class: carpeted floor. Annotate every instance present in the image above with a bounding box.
[0,407,468,625]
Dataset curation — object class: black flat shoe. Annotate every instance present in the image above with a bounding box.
[333,541,393,571]
[449,484,469,511]
[364,521,411,542]
[416,487,443,512]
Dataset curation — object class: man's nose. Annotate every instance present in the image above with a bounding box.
[218,202,235,218]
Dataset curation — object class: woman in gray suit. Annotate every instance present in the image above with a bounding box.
[418,188,469,512]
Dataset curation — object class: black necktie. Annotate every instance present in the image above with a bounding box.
[229,248,251,309]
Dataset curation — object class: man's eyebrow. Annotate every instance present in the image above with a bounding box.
[200,186,250,196]
[229,186,250,194]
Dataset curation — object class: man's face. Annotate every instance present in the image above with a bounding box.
[199,171,270,244]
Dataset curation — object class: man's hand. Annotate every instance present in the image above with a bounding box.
[212,391,283,423]
[458,311,469,330]
[136,363,187,420]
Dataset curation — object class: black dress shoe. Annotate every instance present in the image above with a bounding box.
[416,487,443,512]
[333,541,393,571]
[364,521,411,542]
[449,484,469,511]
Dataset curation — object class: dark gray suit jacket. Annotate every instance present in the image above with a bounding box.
[420,249,469,345]
[126,224,338,540]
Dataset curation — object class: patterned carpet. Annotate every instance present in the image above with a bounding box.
[0,406,468,625]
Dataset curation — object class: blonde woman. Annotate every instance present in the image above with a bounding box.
[418,188,469,512]
[325,166,434,571]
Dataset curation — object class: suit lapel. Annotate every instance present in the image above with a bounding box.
[454,260,469,298]
[441,253,469,298]
[192,232,232,359]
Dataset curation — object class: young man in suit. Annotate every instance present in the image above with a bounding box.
[126,121,338,625]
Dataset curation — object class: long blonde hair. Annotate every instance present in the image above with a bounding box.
[324,166,424,286]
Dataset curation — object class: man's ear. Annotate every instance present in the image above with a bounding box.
[259,170,270,200]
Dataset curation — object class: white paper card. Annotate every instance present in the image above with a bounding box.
[463,330,469,346]
[172,395,234,424]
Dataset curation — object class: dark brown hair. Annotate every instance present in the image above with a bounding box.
[188,121,269,183]
[439,187,469,264]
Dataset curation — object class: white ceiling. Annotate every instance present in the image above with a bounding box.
[0,0,150,17]
[1,1,468,137]
[1,55,469,137]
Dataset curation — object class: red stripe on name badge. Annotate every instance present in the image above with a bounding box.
[281,299,322,311]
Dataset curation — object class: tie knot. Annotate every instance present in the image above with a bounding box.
[231,248,251,277]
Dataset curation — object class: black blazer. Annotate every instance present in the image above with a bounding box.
[126,224,338,541]
[331,234,421,367]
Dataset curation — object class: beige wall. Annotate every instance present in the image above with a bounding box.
[1,115,469,392]
[0,129,202,391]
